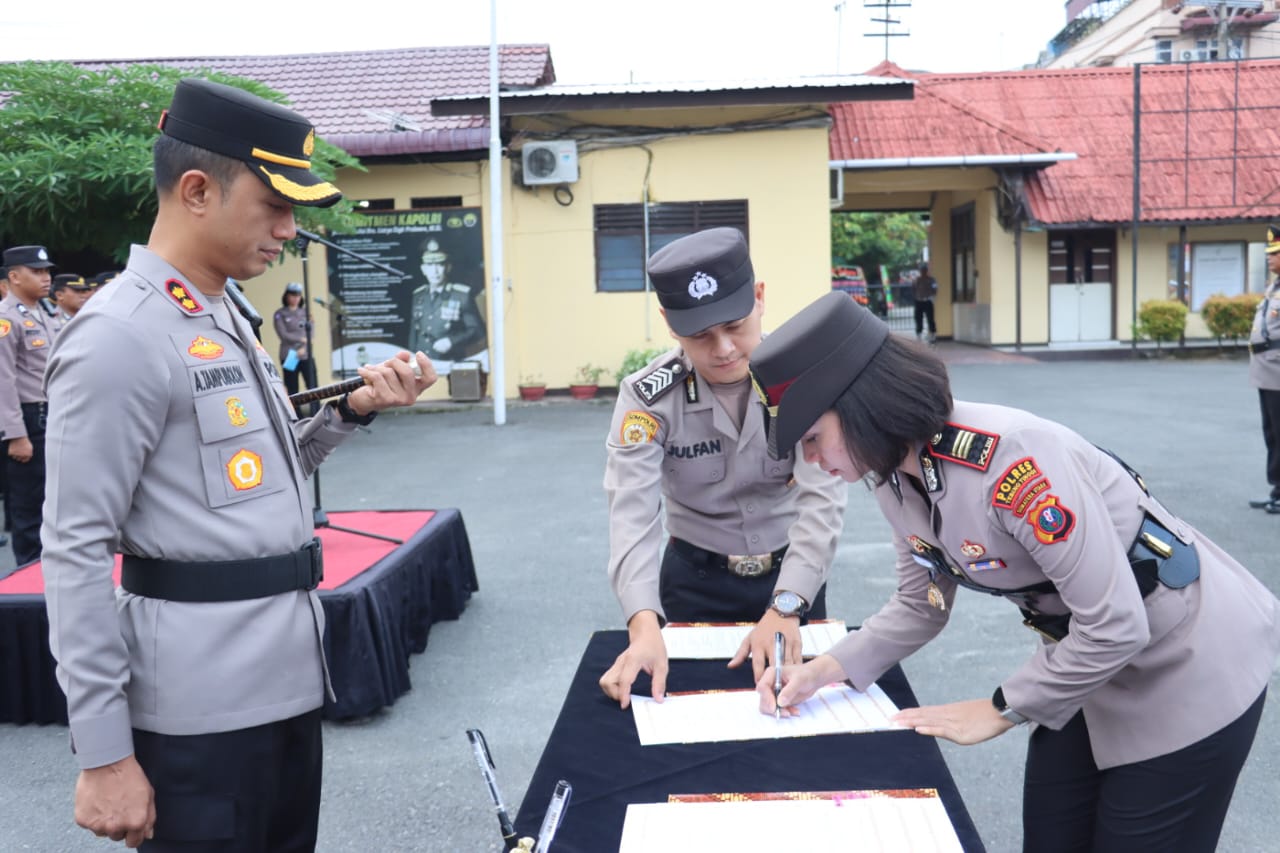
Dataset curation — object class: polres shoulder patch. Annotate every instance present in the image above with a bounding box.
[929,422,999,471]
[633,357,686,405]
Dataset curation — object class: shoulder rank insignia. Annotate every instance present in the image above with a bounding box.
[929,422,999,471]
[165,279,203,314]
[633,357,685,405]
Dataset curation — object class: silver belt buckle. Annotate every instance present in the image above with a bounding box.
[727,553,772,578]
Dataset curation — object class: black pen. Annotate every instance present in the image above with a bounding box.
[466,728,518,850]
[773,631,784,720]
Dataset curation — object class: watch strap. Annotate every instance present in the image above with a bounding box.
[336,393,378,426]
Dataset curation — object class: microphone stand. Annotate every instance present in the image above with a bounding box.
[295,228,409,544]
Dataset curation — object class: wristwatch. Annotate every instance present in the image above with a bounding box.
[770,589,808,619]
[335,393,378,426]
[992,686,1029,725]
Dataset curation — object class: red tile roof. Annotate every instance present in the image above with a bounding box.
[80,45,555,157]
[833,59,1280,226]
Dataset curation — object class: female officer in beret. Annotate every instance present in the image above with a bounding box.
[750,292,1280,852]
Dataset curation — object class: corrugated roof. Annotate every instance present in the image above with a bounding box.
[73,45,555,157]
[834,59,1280,226]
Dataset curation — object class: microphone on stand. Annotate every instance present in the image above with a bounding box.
[313,296,348,315]
[225,279,264,339]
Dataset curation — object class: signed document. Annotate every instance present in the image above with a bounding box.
[630,682,902,746]
[619,789,963,853]
[660,619,848,660]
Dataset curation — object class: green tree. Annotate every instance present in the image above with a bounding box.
[830,211,929,282]
[0,61,365,263]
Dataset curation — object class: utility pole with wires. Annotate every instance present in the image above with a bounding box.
[864,0,911,63]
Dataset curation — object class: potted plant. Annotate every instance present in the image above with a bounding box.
[569,363,607,400]
[517,375,548,402]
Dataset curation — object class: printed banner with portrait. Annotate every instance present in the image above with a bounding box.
[325,208,487,376]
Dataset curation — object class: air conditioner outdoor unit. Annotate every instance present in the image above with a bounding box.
[829,166,845,210]
[1227,45,1244,60]
[521,141,580,186]
[1180,49,1195,61]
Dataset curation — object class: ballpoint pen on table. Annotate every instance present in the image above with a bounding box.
[465,728,518,850]
[773,631,784,720]
[533,779,572,853]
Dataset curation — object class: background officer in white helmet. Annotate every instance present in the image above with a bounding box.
[598,227,847,709]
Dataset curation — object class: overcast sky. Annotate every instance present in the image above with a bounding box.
[2,0,1068,82]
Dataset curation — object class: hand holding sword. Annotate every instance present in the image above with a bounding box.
[288,350,437,408]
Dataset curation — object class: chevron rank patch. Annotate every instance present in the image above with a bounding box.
[929,422,999,471]
[1027,495,1075,545]
[620,410,661,444]
[633,357,685,404]
[165,279,203,314]
[992,456,1043,511]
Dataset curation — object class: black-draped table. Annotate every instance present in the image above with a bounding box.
[515,630,985,852]
[0,509,478,725]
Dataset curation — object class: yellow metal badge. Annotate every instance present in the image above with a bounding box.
[226,448,263,491]
[225,396,249,427]
[30,338,47,348]
[188,336,224,360]
[303,129,315,157]
[620,410,661,445]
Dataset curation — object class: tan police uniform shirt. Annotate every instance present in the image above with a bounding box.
[604,347,847,623]
[1248,277,1280,391]
[41,245,359,770]
[0,293,57,440]
[827,400,1280,769]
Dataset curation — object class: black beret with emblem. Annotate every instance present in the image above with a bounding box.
[647,227,756,336]
[749,291,890,459]
[3,245,55,270]
[158,78,342,208]
[52,273,92,292]
[1267,224,1280,255]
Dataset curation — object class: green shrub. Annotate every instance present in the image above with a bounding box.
[616,347,668,384]
[1136,299,1188,349]
[1201,292,1263,343]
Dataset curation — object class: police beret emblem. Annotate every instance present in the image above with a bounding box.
[687,271,718,300]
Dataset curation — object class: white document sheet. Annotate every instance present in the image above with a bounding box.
[630,682,903,746]
[660,619,849,660]
[619,790,964,853]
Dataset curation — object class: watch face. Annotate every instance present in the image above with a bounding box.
[774,591,802,615]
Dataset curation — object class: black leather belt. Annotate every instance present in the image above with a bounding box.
[1250,339,1272,354]
[669,537,788,578]
[121,538,324,602]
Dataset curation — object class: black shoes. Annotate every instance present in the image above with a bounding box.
[1249,497,1280,513]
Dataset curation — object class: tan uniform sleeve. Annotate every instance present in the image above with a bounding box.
[603,383,670,623]
[775,443,847,604]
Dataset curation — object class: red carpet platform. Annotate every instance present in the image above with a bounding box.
[0,509,479,725]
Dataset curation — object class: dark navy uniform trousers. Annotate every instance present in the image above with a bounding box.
[659,538,827,623]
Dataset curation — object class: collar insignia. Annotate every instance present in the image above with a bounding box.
[165,279,203,314]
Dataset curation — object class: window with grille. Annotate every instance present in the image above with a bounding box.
[593,200,749,292]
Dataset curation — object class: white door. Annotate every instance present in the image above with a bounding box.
[1049,282,1112,342]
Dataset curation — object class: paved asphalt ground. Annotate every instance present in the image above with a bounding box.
[2,344,1278,852]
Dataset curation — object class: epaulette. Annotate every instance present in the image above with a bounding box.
[447,283,471,294]
[929,422,1000,471]
[633,357,687,405]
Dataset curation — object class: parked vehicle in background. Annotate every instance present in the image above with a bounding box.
[831,265,868,305]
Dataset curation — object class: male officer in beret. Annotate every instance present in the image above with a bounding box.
[41,78,437,851]
[50,273,98,327]
[408,238,486,365]
[1248,224,1280,514]
[0,244,58,566]
[598,227,847,709]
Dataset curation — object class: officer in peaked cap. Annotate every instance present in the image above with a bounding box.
[751,292,1280,851]
[409,237,486,364]
[1247,223,1280,513]
[598,227,847,710]
[0,244,59,566]
[50,273,97,328]
[41,77,436,849]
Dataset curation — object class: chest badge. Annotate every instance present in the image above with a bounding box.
[165,279,203,314]
[959,540,986,558]
[225,397,249,427]
[226,448,263,491]
[188,336,224,360]
[22,318,36,328]
[907,535,929,553]
[30,337,47,347]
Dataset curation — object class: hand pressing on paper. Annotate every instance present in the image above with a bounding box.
[728,609,802,681]
[892,698,1016,745]
[756,653,846,717]
[599,610,668,710]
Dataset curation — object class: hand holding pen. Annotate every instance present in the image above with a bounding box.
[773,631,784,720]
[466,728,518,850]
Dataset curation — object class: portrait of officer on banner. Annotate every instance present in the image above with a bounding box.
[408,237,487,370]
